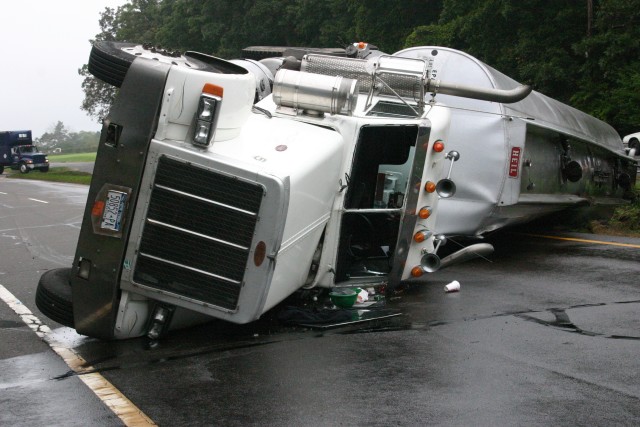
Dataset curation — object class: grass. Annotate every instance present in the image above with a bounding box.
[6,167,92,185]
[590,195,640,237]
[48,152,97,163]
[5,151,95,185]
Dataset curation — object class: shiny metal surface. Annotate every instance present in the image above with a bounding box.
[394,46,635,235]
[272,69,358,115]
[395,46,625,153]
[426,78,532,103]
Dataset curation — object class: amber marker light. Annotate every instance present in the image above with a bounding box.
[91,200,105,217]
[203,83,224,97]
[424,181,436,193]
[411,266,424,277]
[413,229,432,243]
[433,140,445,152]
[418,207,432,219]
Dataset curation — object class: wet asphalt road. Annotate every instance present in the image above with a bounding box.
[1,177,639,426]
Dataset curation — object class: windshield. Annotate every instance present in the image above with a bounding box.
[17,145,37,154]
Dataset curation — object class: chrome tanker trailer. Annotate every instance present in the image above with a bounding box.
[36,42,636,340]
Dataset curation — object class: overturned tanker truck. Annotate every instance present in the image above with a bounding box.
[36,41,636,340]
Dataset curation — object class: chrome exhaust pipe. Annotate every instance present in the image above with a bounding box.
[439,243,494,269]
[426,79,532,104]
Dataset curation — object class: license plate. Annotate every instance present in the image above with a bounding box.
[101,191,127,231]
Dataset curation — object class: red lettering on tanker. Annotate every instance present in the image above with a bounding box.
[508,147,521,178]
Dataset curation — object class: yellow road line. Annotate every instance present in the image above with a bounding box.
[523,233,640,249]
[0,284,155,426]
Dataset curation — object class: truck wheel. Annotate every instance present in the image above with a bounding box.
[39,166,49,173]
[241,46,287,60]
[89,41,247,88]
[35,268,74,328]
[19,163,29,174]
[0,165,4,174]
[629,138,639,151]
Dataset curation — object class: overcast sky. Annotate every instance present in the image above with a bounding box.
[0,1,128,138]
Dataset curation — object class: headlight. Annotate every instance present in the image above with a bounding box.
[192,83,223,147]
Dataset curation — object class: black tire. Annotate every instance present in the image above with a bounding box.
[629,138,639,151]
[39,166,49,173]
[0,165,4,174]
[89,41,247,88]
[35,268,74,327]
[242,46,288,60]
[88,41,138,88]
[19,163,29,174]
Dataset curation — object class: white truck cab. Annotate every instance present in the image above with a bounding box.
[36,42,635,340]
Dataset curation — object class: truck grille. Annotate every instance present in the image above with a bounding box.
[32,154,47,163]
[133,156,264,310]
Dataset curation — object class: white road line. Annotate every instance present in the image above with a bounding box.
[0,191,7,195]
[28,198,49,204]
[0,284,156,426]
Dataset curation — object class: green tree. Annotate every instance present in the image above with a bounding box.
[36,124,100,154]
[572,0,640,135]
[37,121,70,151]
[80,0,443,120]
[348,0,442,53]
[78,5,121,125]
[405,0,587,103]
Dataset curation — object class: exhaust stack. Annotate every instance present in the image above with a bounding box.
[426,79,532,104]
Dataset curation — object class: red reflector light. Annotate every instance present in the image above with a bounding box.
[424,181,436,193]
[254,241,267,266]
[433,140,445,152]
[92,200,105,217]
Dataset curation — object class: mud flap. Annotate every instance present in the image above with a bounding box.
[70,58,170,339]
